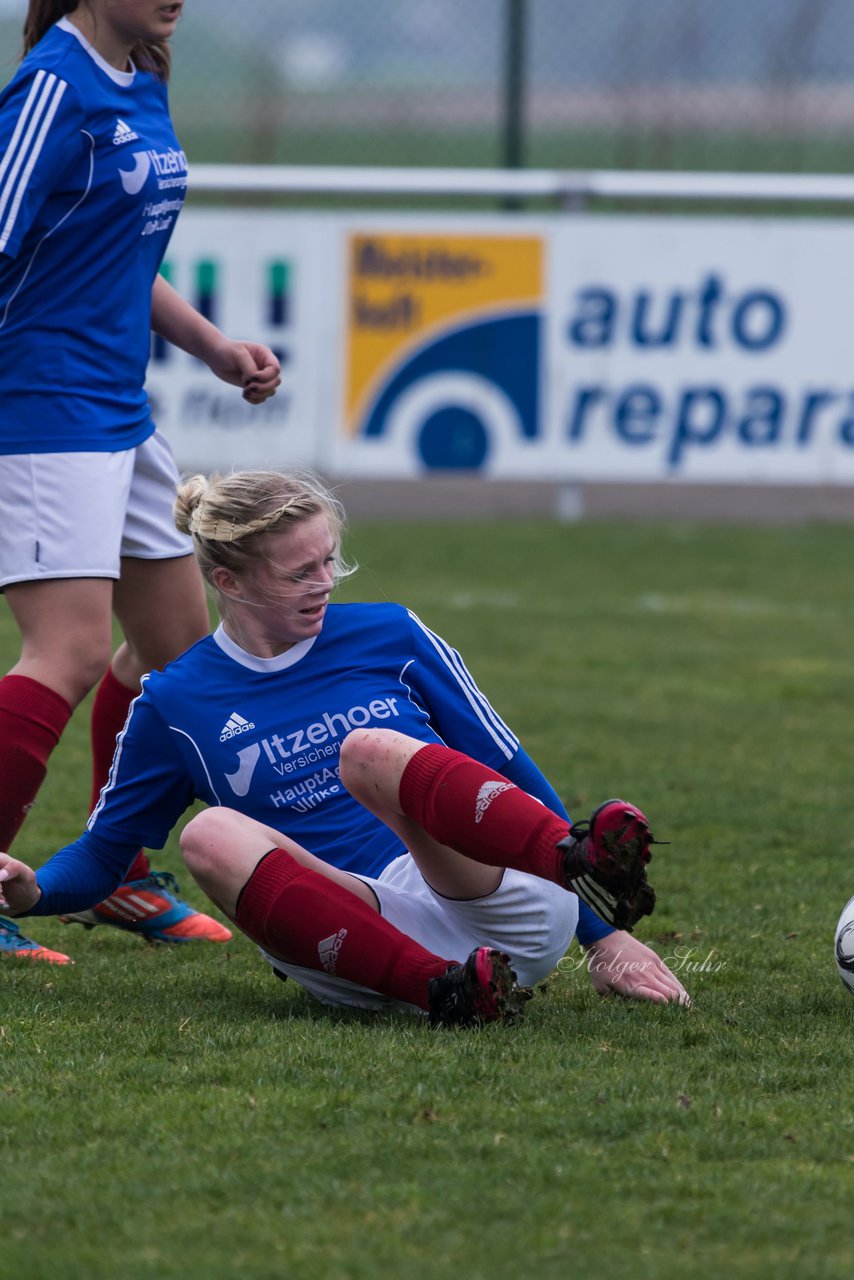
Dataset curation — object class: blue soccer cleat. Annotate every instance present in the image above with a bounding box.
[0,914,73,964]
[59,870,232,944]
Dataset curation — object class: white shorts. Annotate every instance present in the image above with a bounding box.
[261,854,578,1012]
[0,431,192,589]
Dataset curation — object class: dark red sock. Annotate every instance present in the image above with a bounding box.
[399,743,571,884]
[90,667,149,881]
[235,848,451,1010]
[0,674,72,849]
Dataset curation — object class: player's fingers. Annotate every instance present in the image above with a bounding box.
[255,354,281,379]
[248,366,282,392]
[661,970,691,1001]
[623,980,683,1004]
[245,370,281,394]
[243,386,271,404]
[645,954,691,1002]
[631,984,671,1004]
[240,343,280,377]
[0,862,16,908]
[619,967,690,1003]
[228,347,259,386]
[243,376,282,403]
[646,969,690,1001]
[652,977,691,1005]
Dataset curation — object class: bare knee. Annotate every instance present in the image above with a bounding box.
[339,728,424,811]
[179,807,289,919]
[7,581,114,706]
[65,642,113,702]
[338,728,393,796]
[180,807,239,880]
[15,638,111,707]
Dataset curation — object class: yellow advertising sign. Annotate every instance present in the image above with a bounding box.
[345,232,543,435]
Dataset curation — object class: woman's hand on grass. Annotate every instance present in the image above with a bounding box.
[584,930,691,1005]
[0,853,41,915]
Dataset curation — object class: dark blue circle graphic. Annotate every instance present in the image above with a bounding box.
[417,407,489,470]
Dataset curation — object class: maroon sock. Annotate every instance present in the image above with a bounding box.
[90,667,149,881]
[235,848,451,1010]
[399,743,571,885]
[0,674,72,849]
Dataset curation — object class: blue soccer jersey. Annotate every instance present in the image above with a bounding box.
[31,602,612,944]
[0,18,187,453]
[89,603,521,871]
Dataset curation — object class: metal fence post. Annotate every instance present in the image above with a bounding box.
[502,0,527,206]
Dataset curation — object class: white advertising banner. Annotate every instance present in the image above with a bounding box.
[547,216,854,484]
[145,210,331,472]
[145,209,854,484]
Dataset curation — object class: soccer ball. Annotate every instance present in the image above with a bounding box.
[834,894,854,995]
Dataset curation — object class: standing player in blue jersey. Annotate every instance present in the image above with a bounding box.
[0,1,282,962]
[0,468,689,1021]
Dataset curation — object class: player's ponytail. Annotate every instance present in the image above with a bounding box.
[130,38,171,82]
[22,1,172,80]
[174,474,209,538]
[23,0,77,52]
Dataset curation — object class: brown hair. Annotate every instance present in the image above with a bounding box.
[23,1,171,79]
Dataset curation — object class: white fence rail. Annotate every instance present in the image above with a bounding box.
[188,164,854,207]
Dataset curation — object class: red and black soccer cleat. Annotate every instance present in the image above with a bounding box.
[559,799,660,931]
[428,946,531,1028]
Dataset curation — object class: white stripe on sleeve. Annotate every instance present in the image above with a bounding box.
[407,609,520,759]
[0,71,68,253]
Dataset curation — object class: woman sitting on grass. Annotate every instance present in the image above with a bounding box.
[0,469,689,1024]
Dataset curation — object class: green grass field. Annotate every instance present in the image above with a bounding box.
[2,517,853,1279]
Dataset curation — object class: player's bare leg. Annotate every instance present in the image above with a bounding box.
[0,578,115,962]
[179,806,524,1026]
[339,728,657,930]
[0,577,113,850]
[111,552,210,688]
[179,806,381,920]
[339,728,504,899]
[5,577,115,706]
[63,555,230,944]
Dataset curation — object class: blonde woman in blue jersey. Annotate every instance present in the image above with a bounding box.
[0,1,282,962]
[0,468,689,1023]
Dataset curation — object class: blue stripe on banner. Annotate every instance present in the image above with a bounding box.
[0,72,68,253]
[407,609,519,759]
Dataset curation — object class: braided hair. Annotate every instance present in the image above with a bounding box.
[174,469,355,602]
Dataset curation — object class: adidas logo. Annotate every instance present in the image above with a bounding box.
[112,117,140,146]
[474,780,514,824]
[219,711,256,743]
[318,928,348,974]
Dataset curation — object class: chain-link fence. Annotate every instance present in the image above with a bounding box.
[3,0,854,172]
[174,0,854,174]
